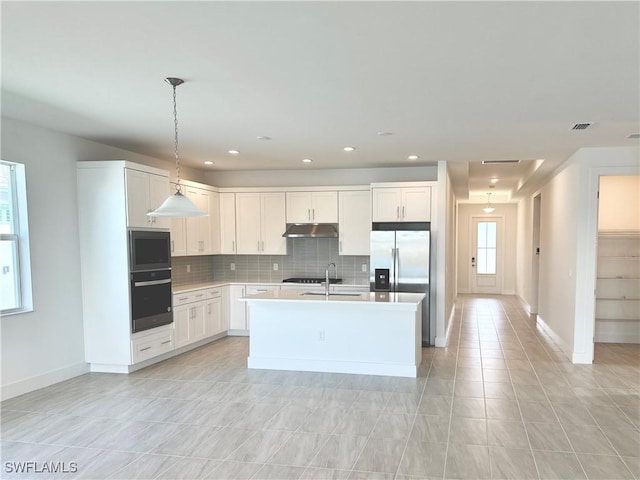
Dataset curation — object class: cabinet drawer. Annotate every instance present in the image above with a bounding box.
[207,288,222,299]
[132,329,174,364]
[173,290,207,306]
[246,285,280,295]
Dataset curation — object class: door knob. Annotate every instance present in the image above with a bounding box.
[471,256,476,268]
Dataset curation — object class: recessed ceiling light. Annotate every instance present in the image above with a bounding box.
[343,146,356,152]
[377,131,393,136]
[407,155,419,161]
[228,150,240,155]
[302,158,313,163]
[204,161,214,165]
[256,136,272,141]
[490,178,499,184]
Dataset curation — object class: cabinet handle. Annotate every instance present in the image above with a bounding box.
[161,340,171,345]
[257,241,260,252]
[402,206,405,218]
[232,240,235,252]
[397,206,400,219]
[308,208,311,221]
[312,208,315,220]
[208,304,211,314]
[171,240,174,253]
[195,294,204,298]
[261,240,264,252]
[339,241,342,252]
[178,296,189,301]
[140,346,152,352]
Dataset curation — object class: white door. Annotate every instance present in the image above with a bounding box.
[470,217,503,294]
[260,193,287,254]
[402,187,431,221]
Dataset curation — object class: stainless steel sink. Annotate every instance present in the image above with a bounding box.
[302,292,363,297]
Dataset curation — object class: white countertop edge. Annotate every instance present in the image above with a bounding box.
[241,290,425,307]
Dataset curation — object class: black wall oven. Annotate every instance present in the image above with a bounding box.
[129,230,173,333]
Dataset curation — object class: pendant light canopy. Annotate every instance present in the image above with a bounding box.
[482,193,496,213]
[148,77,207,218]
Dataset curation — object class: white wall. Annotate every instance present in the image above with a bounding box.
[0,117,203,400]
[516,146,640,363]
[456,203,518,295]
[205,166,437,188]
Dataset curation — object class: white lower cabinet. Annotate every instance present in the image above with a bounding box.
[131,326,174,364]
[173,288,225,349]
[228,285,247,332]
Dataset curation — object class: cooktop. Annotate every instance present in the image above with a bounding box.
[282,277,343,284]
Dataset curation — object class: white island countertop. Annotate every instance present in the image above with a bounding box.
[242,289,425,309]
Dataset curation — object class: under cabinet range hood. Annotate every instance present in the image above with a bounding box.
[282,223,338,238]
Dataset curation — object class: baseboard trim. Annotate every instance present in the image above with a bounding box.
[435,303,456,347]
[595,332,640,344]
[536,314,573,361]
[1,362,89,401]
[517,296,532,315]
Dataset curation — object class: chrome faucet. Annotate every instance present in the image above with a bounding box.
[324,262,336,296]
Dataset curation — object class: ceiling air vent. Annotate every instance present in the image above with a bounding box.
[481,160,521,165]
[571,123,592,130]
[627,133,640,139]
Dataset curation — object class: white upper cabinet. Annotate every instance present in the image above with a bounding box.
[236,192,287,255]
[372,185,431,222]
[125,168,170,229]
[286,191,338,223]
[339,190,371,256]
[219,192,237,254]
[170,183,220,256]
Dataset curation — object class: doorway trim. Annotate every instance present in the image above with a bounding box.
[576,165,640,364]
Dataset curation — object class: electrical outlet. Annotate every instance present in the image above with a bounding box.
[186,265,191,273]
[362,264,367,272]
[230,263,235,271]
[273,263,279,271]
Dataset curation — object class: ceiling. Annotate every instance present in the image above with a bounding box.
[2,1,639,201]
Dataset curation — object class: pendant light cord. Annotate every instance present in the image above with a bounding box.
[172,83,182,194]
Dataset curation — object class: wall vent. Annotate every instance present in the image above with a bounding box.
[481,160,521,165]
[571,123,592,130]
[627,133,640,139]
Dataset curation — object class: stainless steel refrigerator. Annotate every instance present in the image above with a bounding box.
[370,222,431,346]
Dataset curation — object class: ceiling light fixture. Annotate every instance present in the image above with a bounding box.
[377,132,393,136]
[228,150,240,155]
[343,146,356,152]
[204,161,214,165]
[407,155,419,160]
[148,78,207,218]
[256,136,272,141]
[482,193,496,213]
[490,178,499,184]
[302,158,313,163]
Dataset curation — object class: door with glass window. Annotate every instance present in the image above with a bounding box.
[471,217,503,294]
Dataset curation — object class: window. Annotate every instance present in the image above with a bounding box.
[476,221,497,275]
[1,161,32,314]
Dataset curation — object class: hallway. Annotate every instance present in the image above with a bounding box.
[1,295,639,479]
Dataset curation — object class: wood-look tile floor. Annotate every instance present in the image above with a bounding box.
[2,295,639,479]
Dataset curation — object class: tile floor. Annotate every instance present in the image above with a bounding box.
[2,295,639,479]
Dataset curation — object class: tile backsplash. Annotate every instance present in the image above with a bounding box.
[172,238,369,286]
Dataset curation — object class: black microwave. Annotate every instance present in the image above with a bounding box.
[129,230,171,272]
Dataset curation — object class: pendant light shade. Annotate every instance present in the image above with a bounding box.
[148,77,207,218]
[482,193,496,213]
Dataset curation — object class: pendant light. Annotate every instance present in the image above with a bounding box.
[148,77,207,217]
[482,193,496,213]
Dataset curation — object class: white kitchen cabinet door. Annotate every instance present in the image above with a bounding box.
[185,186,212,255]
[261,192,287,255]
[286,191,338,223]
[228,285,247,332]
[125,169,170,229]
[402,187,431,221]
[170,217,186,257]
[188,302,207,343]
[219,192,237,254]
[173,304,191,348]
[339,190,371,256]
[209,192,221,254]
[372,188,403,222]
[235,193,262,254]
[205,294,223,336]
[148,173,171,229]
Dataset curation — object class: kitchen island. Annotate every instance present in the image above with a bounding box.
[242,289,424,377]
